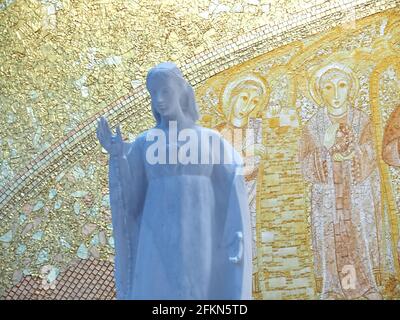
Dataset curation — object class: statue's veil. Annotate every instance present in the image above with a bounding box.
[145,62,200,126]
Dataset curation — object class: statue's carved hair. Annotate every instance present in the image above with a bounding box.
[146,62,200,126]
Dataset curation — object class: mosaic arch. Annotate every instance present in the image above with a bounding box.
[1,0,400,299]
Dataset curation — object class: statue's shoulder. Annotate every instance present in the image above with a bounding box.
[136,128,162,141]
[125,129,152,153]
[196,125,243,166]
[197,125,223,139]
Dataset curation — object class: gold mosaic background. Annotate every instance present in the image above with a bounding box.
[1,0,400,299]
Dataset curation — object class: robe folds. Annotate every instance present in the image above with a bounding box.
[299,107,396,299]
[108,125,252,299]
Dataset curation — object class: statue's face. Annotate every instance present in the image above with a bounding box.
[229,87,261,127]
[320,71,351,116]
[150,74,181,119]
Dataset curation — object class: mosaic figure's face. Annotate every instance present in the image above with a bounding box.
[320,70,351,117]
[229,86,262,127]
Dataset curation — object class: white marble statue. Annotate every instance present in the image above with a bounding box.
[96,62,252,299]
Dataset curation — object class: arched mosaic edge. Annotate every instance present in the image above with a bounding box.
[0,0,398,219]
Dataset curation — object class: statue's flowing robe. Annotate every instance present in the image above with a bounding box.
[299,107,395,299]
[108,126,252,299]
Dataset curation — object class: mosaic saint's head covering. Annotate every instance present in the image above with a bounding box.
[221,73,269,119]
[308,62,359,106]
[146,61,200,126]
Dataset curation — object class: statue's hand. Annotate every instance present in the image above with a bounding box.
[229,231,244,264]
[96,116,124,156]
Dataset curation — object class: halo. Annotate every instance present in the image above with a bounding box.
[386,17,400,36]
[386,18,400,48]
[308,62,359,107]
[221,73,270,119]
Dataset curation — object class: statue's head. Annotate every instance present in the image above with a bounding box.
[309,62,358,117]
[146,62,199,127]
[222,74,269,128]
